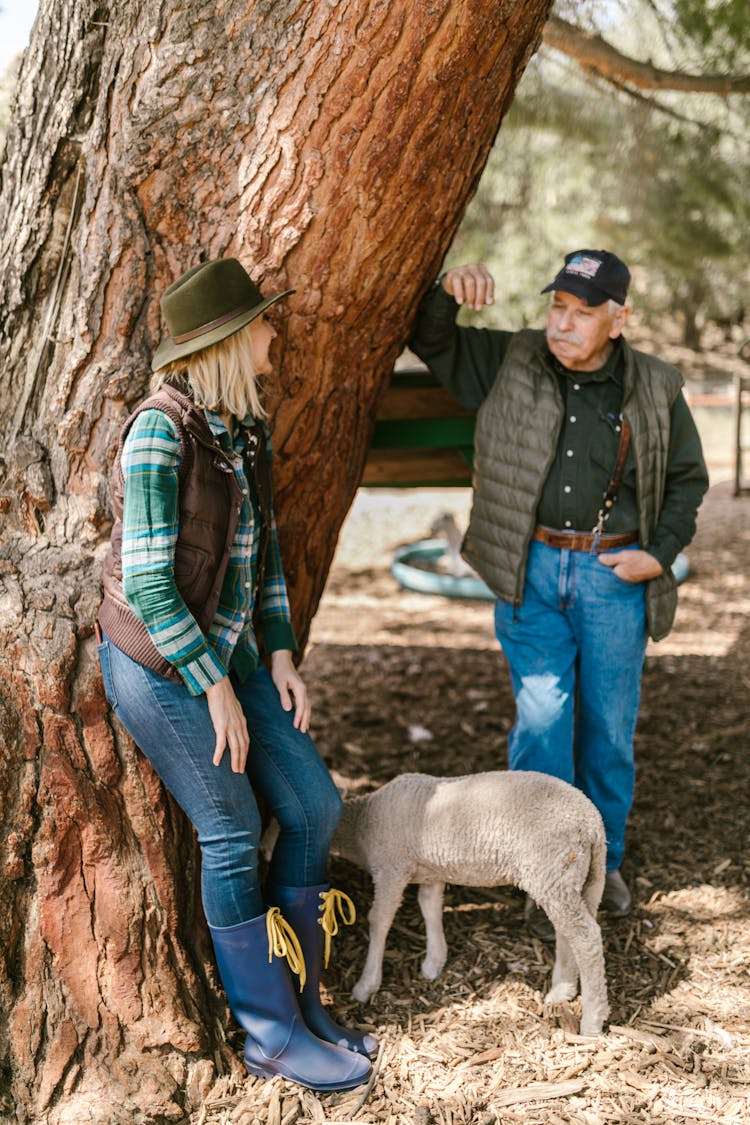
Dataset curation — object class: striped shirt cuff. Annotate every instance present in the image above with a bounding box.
[178,645,229,696]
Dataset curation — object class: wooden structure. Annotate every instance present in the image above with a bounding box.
[734,341,750,497]
[368,354,750,497]
[363,368,475,487]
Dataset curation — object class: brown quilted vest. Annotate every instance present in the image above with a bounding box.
[98,380,265,680]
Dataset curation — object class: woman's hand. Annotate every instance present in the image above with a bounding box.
[598,549,664,583]
[271,650,311,733]
[205,676,250,772]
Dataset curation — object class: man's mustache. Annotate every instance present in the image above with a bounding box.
[548,328,586,347]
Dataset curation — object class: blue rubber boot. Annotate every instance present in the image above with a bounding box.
[267,884,378,1060]
[209,909,371,1091]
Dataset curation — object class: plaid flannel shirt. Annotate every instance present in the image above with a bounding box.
[120,407,296,695]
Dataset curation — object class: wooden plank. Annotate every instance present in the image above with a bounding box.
[361,448,473,487]
[376,384,474,420]
[362,368,476,486]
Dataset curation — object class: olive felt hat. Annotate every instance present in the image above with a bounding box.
[151,258,294,372]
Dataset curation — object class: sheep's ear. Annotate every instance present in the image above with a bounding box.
[330,768,373,797]
[330,768,352,795]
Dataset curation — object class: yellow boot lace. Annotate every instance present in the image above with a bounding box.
[266,906,306,991]
[318,888,357,968]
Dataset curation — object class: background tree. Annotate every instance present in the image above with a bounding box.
[0,0,551,1120]
[448,0,750,346]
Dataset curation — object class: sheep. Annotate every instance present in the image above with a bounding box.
[332,769,609,1037]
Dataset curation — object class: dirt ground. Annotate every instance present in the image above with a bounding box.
[196,361,750,1124]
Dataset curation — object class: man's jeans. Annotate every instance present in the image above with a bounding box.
[494,540,648,871]
[98,635,342,928]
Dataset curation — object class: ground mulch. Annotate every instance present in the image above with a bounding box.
[196,398,750,1123]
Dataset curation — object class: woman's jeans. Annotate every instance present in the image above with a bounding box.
[98,635,342,928]
[494,540,648,872]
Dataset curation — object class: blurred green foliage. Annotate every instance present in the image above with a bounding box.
[445,1,750,348]
[674,0,748,66]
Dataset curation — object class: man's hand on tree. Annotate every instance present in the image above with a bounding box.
[442,264,495,311]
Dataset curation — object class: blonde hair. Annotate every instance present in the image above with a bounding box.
[154,322,266,419]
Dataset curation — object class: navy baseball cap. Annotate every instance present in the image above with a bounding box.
[542,249,631,306]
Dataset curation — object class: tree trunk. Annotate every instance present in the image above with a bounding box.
[0,0,550,1119]
[679,276,707,351]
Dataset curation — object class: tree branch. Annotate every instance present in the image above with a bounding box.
[590,69,710,127]
[542,15,750,96]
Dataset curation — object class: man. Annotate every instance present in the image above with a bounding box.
[409,250,708,939]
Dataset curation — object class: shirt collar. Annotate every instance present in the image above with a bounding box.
[204,408,228,439]
[204,408,256,444]
[549,337,624,385]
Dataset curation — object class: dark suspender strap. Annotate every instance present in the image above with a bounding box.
[591,417,633,546]
[603,417,632,508]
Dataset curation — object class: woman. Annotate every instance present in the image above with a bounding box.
[96,258,375,1091]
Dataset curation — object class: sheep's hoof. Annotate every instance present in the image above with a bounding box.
[579,1017,604,1037]
[420,958,445,981]
[545,981,577,1004]
[352,980,376,1003]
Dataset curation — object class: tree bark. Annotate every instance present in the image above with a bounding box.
[0,0,550,1119]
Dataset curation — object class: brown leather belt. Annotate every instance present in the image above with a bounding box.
[532,526,638,552]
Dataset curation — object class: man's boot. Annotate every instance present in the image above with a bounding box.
[267,884,378,1059]
[601,869,632,917]
[209,908,371,1091]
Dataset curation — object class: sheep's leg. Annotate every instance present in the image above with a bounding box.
[548,906,609,1036]
[569,912,608,1036]
[417,883,447,980]
[352,874,408,1002]
[546,930,579,1005]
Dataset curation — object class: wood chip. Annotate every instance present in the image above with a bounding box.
[490,1078,589,1108]
[621,1069,653,1092]
[190,481,750,1124]
[462,1046,505,1068]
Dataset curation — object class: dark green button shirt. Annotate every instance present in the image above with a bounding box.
[409,284,708,569]
[537,344,634,535]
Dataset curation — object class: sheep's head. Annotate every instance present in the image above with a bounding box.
[331,795,371,870]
